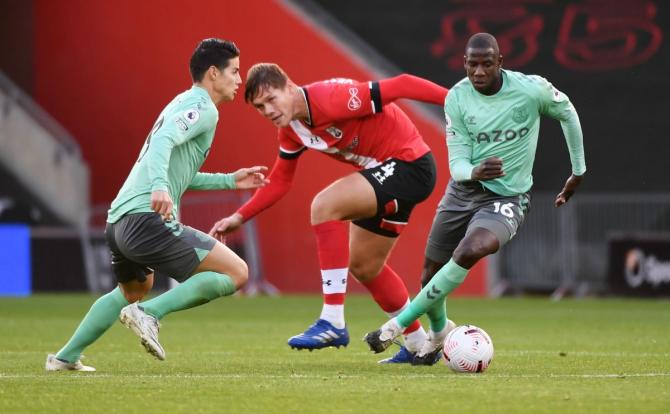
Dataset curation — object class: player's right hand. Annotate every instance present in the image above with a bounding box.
[208,213,243,242]
[151,190,174,221]
[471,156,505,181]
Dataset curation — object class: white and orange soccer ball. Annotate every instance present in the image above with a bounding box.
[442,325,494,373]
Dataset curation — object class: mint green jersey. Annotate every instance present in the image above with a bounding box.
[107,85,235,223]
[445,69,586,196]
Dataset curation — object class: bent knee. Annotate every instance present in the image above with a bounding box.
[121,289,149,303]
[119,278,153,303]
[453,241,497,264]
[310,195,339,224]
[227,258,249,288]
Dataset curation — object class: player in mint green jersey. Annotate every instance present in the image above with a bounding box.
[364,32,586,364]
[46,38,269,371]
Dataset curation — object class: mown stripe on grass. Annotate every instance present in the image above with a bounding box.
[2,372,669,380]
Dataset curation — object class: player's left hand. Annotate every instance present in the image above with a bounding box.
[233,166,270,189]
[555,174,583,207]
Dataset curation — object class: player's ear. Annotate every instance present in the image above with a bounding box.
[207,66,219,81]
[498,54,504,68]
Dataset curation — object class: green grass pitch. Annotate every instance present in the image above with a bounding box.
[1,294,668,413]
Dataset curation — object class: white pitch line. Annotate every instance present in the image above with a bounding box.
[1,372,669,380]
[496,350,670,358]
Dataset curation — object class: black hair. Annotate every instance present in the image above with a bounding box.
[189,38,240,82]
[465,33,500,55]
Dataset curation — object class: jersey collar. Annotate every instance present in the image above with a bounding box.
[191,84,215,105]
[298,87,313,127]
[472,69,508,98]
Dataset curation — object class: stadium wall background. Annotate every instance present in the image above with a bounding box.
[3,0,667,295]
[0,0,486,295]
[306,0,670,194]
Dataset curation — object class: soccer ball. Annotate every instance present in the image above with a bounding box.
[442,324,494,373]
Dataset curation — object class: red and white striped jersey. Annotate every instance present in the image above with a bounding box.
[277,78,430,169]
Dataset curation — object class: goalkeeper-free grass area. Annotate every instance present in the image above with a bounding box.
[0,294,668,413]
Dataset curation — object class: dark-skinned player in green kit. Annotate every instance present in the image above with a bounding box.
[365,32,586,365]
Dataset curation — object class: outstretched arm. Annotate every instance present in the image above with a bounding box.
[315,75,448,122]
[378,74,449,106]
[208,155,299,241]
[189,167,270,191]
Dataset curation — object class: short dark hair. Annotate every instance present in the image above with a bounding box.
[244,63,289,103]
[465,33,500,55]
[189,38,240,82]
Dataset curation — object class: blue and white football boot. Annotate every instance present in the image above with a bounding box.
[288,319,350,351]
[377,345,415,364]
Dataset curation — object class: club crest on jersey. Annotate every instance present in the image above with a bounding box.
[347,87,361,111]
[512,106,529,123]
[326,126,343,139]
[183,109,200,124]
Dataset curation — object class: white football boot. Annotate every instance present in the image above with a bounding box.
[119,303,165,360]
[412,319,457,365]
[45,354,96,372]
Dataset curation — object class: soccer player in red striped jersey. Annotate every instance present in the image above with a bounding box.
[209,63,449,363]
